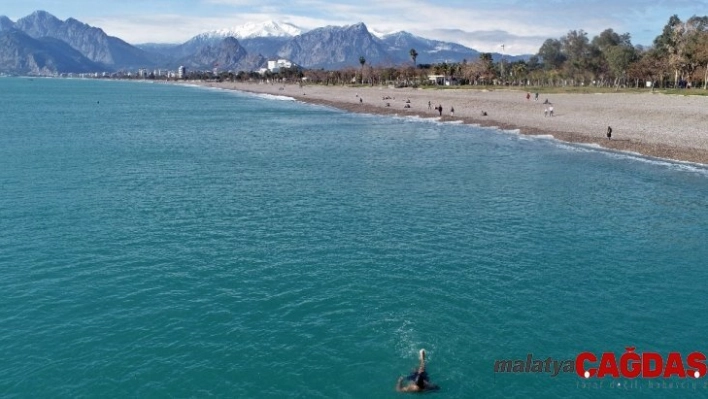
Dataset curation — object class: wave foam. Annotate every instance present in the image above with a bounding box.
[250,93,296,101]
[551,141,708,176]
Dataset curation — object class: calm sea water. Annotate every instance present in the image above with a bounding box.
[1,78,708,398]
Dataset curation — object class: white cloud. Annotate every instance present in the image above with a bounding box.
[35,0,708,53]
[88,14,235,43]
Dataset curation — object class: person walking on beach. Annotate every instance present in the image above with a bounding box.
[396,349,439,393]
[526,92,530,101]
[438,105,443,116]
[450,106,454,116]
[428,101,432,110]
[544,107,548,117]
[549,106,554,117]
[606,126,612,140]
[534,92,539,101]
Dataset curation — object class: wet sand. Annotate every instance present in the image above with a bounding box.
[196,81,708,165]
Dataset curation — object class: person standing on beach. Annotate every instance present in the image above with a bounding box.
[450,106,454,116]
[607,126,612,140]
[549,106,554,117]
[526,93,530,101]
[428,101,432,110]
[544,108,548,117]
[438,105,443,116]
[534,92,539,101]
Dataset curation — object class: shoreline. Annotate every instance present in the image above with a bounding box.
[193,81,708,165]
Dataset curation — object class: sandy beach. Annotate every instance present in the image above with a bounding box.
[197,81,708,164]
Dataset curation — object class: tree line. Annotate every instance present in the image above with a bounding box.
[531,15,708,89]
[176,14,708,90]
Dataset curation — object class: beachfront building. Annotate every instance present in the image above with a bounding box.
[427,74,459,86]
[267,59,293,73]
[428,74,445,85]
[177,66,186,79]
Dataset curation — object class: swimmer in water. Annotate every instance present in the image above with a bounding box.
[396,349,439,393]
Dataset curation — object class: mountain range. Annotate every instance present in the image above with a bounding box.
[0,10,527,76]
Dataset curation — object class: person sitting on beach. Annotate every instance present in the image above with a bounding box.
[481,111,487,116]
[607,126,612,140]
[543,98,550,104]
[396,349,439,393]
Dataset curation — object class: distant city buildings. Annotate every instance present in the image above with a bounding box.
[259,59,294,75]
[64,62,283,80]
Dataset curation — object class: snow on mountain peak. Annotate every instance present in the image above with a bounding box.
[370,28,400,39]
[199,20,303,40]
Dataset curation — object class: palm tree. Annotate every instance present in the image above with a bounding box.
[511,62,528,85]
[409,48,418,66]
[359,56,366,84]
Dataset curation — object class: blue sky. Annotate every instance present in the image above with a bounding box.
[3,0,708,54]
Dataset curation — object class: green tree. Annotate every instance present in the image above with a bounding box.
[537,38,566,70]
[560,30,600,83]
[409,48,418,66]
[359,56,366,84]
[683,19,708,88]
[478,53,495,84]
[510,61,528,85]
[593,29,637,87]
[653,15,689,87]
[654,15,683,56]
[592,28,631,50]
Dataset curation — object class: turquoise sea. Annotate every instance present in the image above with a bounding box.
[1,78,708,398]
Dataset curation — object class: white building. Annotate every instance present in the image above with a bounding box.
[266,59,293,73]
[177,66,186,79]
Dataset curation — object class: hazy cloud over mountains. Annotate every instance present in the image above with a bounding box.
[5,0,707,54]
[0,10,526,75]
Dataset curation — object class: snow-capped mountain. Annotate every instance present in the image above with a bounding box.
[378,31,480,63]
[368,27,397,39]
[197,20,303,40]
[1,10,531,75]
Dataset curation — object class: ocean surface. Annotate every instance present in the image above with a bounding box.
[1,78,708,398]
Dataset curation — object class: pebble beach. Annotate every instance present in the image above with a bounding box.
[199,81,708,164]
